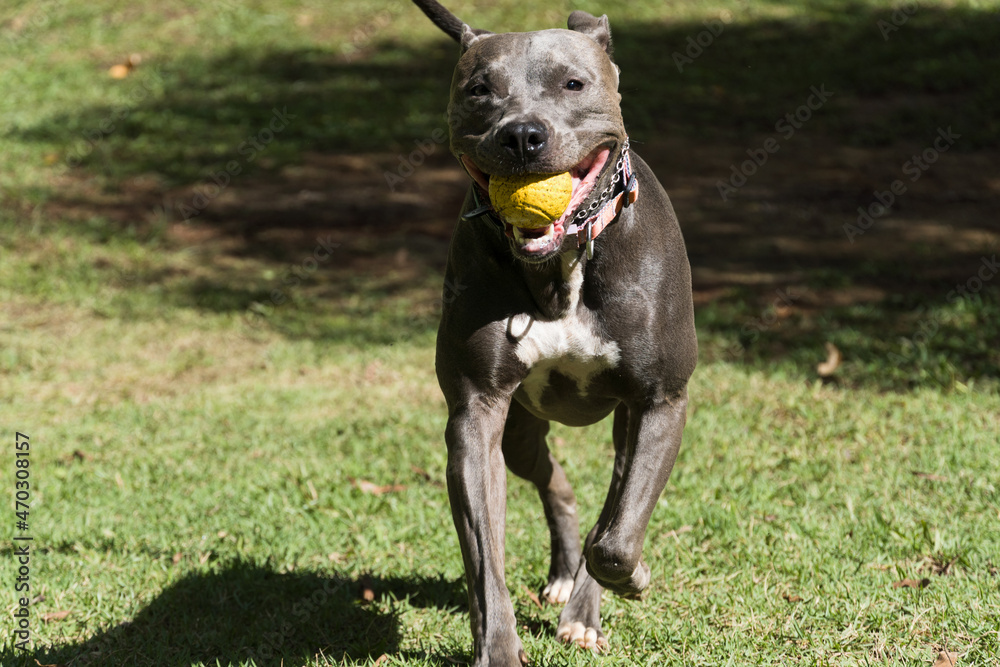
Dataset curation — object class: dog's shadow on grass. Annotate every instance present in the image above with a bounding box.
[21,563,468,667]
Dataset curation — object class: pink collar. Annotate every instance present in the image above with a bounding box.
[565,144,637,258]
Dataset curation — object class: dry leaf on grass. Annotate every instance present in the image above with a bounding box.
[523,585,543,610]
[411,465,444,487]
[817,342,842,377]
[171,552,183,564]
[351,478,406,495]
[932,651,960,667]
[925,555,959,576]
[912,471,948,482]
[782,592,803,602]
[373,655,389,666]
[892,577,930,589]
[41,610,71,622]
[664,525,693,539]
[58,449,92,465]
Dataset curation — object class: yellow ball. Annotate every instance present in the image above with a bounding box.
[488,172,573,229]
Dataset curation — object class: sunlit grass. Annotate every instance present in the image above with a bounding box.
[1,0,999,665]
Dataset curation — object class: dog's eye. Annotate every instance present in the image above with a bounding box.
[566,79,584,91]
[469,84,490,97]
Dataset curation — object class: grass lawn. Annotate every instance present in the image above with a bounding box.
[1,0,999,665]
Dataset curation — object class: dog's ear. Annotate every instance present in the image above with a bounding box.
[567,11,612,55]
[460,24,493,53]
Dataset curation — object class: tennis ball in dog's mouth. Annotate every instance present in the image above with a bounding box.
[488,172,573,229]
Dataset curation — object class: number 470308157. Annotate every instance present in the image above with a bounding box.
[15,433,30,527]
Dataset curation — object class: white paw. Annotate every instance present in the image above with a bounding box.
[556,621,608,652]
[542,577,574,604]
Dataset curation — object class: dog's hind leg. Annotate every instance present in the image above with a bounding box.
[502,399,581,605]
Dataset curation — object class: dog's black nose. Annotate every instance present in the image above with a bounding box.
[498,122,549,162]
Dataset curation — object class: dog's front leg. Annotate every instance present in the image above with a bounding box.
[585,390,689,596]
[446,397,527,667]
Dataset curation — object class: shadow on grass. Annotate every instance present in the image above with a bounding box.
[9,4,1000,389]
[16,5,1000,176]
[5,564,468,667]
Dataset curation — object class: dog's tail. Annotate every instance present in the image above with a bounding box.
[410,0,467,42]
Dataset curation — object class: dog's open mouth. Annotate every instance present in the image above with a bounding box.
[462,145,612,261]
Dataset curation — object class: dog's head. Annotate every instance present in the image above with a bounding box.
[416,3,627,263]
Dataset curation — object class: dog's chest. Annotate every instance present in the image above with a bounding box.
[509,255,621,410]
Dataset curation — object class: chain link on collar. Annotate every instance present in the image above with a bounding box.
[566,138,637,259]
[571,137,630,225]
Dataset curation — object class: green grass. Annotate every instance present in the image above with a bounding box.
[1,293,997,665]
[2,0,999,665]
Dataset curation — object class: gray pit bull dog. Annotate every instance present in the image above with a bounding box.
[412,1,698,664]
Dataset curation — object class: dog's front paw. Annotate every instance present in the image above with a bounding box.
[542,576,574,604]
[477,632,530,667]
[474,647,530,666]
[556,621,608,652]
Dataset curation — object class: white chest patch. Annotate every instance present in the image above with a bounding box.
[509,253,621,410]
